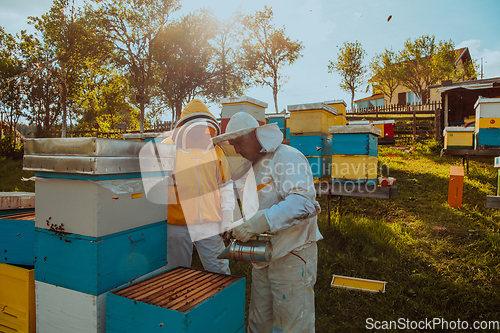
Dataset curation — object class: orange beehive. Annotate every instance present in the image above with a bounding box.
[448,166,464,208]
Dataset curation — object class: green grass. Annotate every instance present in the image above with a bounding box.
[3,140,500,332]
[0,157,35,192]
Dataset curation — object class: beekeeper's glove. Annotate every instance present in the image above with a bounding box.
[220,210,234,239]
[232,210,270,243]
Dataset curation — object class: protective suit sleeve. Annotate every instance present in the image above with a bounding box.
[265,194,320,232]
[263,146,320,232]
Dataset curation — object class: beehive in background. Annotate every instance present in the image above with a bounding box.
[220,96,267,133]
[288,102,338,134]
[106,267,246,333]
[330,124,381,156]
[448,166,464,208]
[324,100,347,126]
[266,113,290,140]
[329,124,381,185]
[474,97,500,149]
[372,120,395,144]
[443,127,475,149]
[0,263,35,333]
[288,102,338,178]
[23,137,175,333]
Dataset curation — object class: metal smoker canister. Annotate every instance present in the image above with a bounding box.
[218,236,273,262]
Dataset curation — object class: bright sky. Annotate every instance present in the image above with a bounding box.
[2,0,500,119]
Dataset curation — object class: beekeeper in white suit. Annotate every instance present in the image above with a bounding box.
[212,112,322,333]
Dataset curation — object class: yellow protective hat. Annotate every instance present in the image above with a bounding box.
[174,99,220,135]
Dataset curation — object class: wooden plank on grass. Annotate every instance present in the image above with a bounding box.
[486,196,500,209]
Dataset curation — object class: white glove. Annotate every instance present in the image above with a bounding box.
[232,210,270,243]
[220,210,234,239]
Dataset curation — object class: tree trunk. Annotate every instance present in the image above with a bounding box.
[273,76,279,113]
[61,70,67,138]
[140,102,145,133]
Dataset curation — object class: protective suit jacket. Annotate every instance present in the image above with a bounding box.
[240,127,323,269]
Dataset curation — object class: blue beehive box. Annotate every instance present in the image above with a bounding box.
[331,133,378,156]
[34,221,167,296]
[267,114,289,139]
[475,128,500,149]
[0,211,35,266]
[330,124,381,156]
[290,134,333,157]
[307,156,332,178]
[106,266,246,333]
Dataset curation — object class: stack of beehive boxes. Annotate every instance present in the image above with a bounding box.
[23,137,174,333]
[474,97,500,149]
[288,103,339,179]
[220,96,267,133]
[329,124,382,186]
[0,193,36,333]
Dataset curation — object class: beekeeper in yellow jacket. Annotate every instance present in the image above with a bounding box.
[212,112,322,333]
[163,99,235,274]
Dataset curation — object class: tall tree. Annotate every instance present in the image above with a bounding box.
[395,35,438,103]
[155,9,246,122]
[369,48,398,104]
[395,35,476,103]
[0,27,27,145]
[204,13,249,103]
[241,6,303,113]
[29,0,110,137]
[18,30,61,137]
[328,40,366,111]
[97,0,180,132]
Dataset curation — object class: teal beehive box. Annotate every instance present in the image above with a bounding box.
[329,124,381,156]
[290,134,333,157]
[106,266,246,333]
[0,210,35,266]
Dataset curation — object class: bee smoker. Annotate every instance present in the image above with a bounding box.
[217,234,273,262]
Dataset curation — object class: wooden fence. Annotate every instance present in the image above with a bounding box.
[346,102,443,141]
[45,120,173,139]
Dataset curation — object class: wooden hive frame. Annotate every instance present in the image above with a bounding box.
[112,267,239,313]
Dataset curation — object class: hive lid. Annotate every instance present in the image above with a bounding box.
[474,97,500,110]
[24,137,161,157]
[220,95,268,108]
[287,102,338,115]
[329,124,382,136]
[443,126,475,135]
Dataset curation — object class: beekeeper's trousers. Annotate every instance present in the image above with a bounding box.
[165,223,230,275]
[248,243,318,333]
